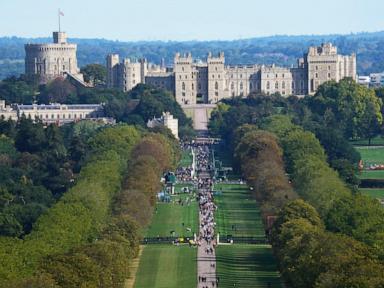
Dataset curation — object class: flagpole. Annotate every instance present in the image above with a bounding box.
[58,9,61,32]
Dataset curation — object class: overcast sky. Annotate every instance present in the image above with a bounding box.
[0,0,383,41]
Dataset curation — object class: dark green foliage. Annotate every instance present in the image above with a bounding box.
[0,75,37,104]
[80,63,107,86]
[271,202,384,288]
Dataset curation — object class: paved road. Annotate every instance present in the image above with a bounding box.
[196,143,218,288]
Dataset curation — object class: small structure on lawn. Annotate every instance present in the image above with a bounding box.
[164,172,177,194]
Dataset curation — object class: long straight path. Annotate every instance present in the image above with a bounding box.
[196,143,218,287]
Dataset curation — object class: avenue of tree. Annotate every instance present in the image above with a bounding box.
[0,80,183,286]
[209,78,384,287]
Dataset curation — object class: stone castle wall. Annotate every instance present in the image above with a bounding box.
[25,32,83,84]
[106,43,357,104]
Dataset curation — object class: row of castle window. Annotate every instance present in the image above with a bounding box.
[314,73,332,78]
[24,113,87,120]
[315,65,332,70]
[38,47,73,51]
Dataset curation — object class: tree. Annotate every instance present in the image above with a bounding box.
[309,78,382,140]
[38,77,77,104]
[80,64,107,86]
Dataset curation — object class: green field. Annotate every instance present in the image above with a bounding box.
[360,188,384,199]
[355,146,384,180]
[214,183,265,238]
[179,149,193,167]
[358,170,384,179]
[134,245,197,288]
[144,194,198,238]
[356,146,384,165]
[174,183,195,194]
[216,244,282,288]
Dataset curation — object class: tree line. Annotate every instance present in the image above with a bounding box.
[209,79,384,286]
[0,123,180,287]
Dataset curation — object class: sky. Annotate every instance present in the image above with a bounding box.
[0,0,383,41]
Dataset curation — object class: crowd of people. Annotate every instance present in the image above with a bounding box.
[195,142,219,287]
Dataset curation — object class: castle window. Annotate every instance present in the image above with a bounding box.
[215,67,217,71]
[46,114,48,119]
[218,75,220,79]
[240,82,243,90]
[231,82,234,90]
[57,114,60,119]
[63,65,65,70]
[282,74,285,78]
[231,74,233,78]
[182,67,184,72]
[292,82,295,89]
[316,66,318,70]
[215,92,218,96]
[266,81,270,89]
[185,75,187,79]
[51,114,54,119]
[192,83,194,90]
[276,74,278,78]
[315,73,318,78]
[275,82,279,89]
[198,83,202,89]
[328,73,331,78]
[212,75,215,79]
[182,82,186,90]
[282,82,286,89]
[133,74,135,77]
[215,82,218,90]
[328,66,331,70]
[240,74,243,78]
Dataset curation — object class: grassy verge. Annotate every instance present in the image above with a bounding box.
[144,194,198,238]
[134,245,197,288]
[360,188,384,199]
[214,183,265,238]
[179,149,193,167]
[216,244,282,288]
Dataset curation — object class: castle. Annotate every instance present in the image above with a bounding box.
[25,32,85,84]
[107,43,356,104]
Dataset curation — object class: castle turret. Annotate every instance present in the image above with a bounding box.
[24,31,82,84]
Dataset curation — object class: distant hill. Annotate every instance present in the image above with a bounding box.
[1,31,384,80]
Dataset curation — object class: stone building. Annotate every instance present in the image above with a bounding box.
[147,112,179,139]
[106,43,356,104]
[25,32,84,84]
[106,54,169,92]
[305,43,356,94]
[0,100,108,125]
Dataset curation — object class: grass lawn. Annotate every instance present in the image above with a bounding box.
[214,183,265,238]
[360,188,384,199]
[144,194,198,238]
[174,183,195,194]
[355,146,384,165]
[134,245,197,288]
[179,149,193,167]
[216,244,282,288]
[358,170,384,179]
